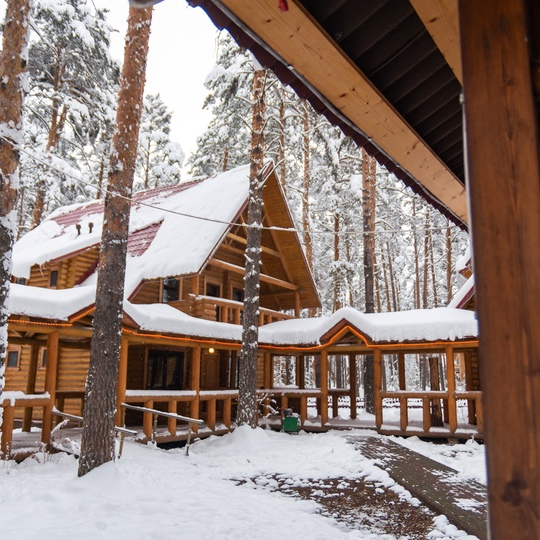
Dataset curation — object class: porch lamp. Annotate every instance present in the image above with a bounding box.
[208,347,215,354]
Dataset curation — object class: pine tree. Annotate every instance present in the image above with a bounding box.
[78,4,152,477]
[26,0,119,227]
[0,0,32,427]
[236,68,266,428]
[135,93,184,190]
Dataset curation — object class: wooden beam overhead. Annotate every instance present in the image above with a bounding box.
[218,0,468,222]
[209,258,298,291]
[226,232,282,258]
[409,0,462,83]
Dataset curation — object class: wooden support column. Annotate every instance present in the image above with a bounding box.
[1,404,14,456]
[398,353,406,390]
[373,349,383,429]
[41,331,59,445]
[190,346,201,432]
[298,355,305,389]
[459,2,540,537]
[207,398,216,430]
[116,337,129,426]
[320,349,328,425]
[294,290,301,317]
[263,351,272,389]
[22,343,40,432]
[223,397,232,429]
[168,401,177,435]
[143,400,153,439]
[445,345,457,433]
[349,354,357,420]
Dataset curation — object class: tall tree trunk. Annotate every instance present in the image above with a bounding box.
[333,212,342,310]
[78,5,152,476]
[278,88,286,188]
[237,68,266,428]
[387,241,398,311]
[362,149,376,413]
[374,249,382,313]
[422,210,430,308]
[446,220,453,304]
[31,45,68,228]
[429,222,439,307]
[412,200,421,309]
[0,0,32,425]
[301,101,313,271]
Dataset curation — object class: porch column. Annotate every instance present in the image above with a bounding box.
[115,337,129,426]
[445,345,457,433]
[263,351,272,388]
[373,348,382,429]
[22,343,40,431]
[349,354,357,420]
[320,349,328,425]
[41,331,59,444]
[459,1,540,537]
[190,345,201,430]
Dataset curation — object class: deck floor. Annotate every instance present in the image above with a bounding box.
[349,435,488,540]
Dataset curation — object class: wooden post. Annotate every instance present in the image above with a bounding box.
[143,399,153,439]
[1,403,14,456]
[460,1,540,537]
[263,351,272,389]
[167,401,177,435]
[373,349,383,429]
[429,357,444,427]
[445,345,457,433]
[422,397,431,433]
[398,353,406,390]
[294,290,301,317]
[320,349,328,425]
[41,331,59,444]
[298,355,305,389]
[22,343,40,432]
[116,337,129,426]
[223,397,231,429]
[190,346,201,432]
[399,398,408,431]
[300,396,307,425]
[349,354,357,420]
[207,398,216,430]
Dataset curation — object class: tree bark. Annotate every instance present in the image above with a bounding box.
[301,101,313,272]
[78,5,152,476]
[0,0,32,424]
[236,68,266,428]
[446,220,453,304]
[362,148,376,413]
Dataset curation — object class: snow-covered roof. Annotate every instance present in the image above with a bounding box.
[13,165,254,296]
[7,281,477,345]
[258,306,478,346]
[7,283,95,321]
[455,245,472,275]
[448,275,475,310]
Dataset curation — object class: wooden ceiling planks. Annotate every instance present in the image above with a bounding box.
[214,0,468,223]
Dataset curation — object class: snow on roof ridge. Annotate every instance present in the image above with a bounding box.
[448,274,475,309]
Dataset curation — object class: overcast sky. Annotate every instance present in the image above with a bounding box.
[93,1,219,165]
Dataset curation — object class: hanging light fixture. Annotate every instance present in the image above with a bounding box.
[208,347,215,354]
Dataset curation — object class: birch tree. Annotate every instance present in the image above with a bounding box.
[0,0,33,425]
[78,5,152,476]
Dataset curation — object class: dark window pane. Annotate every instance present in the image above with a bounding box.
[206,283,220,297]
[50,270,58,287]
[232,288,244,302]
[7,350,19,368]
[41,349,47,368]
[162,278,179,302]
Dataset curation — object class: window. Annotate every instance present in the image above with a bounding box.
[162,277,179,302]
[50,270,58,288]
[40,347,47,369]
[6,348,20,369]
[15,277,26,285]
[232,287,244,302]
[147,349,184,390]
[206,282,221,298]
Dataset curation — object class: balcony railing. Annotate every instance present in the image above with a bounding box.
[169,294,296,325]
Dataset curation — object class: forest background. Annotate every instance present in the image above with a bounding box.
[8,0,469,315]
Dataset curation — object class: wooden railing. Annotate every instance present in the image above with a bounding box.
[1,393,51,456]
[258,388,322,425]
[122,403,202,454]
[199,390,237,431]
[170,294,296,325]
[378,390,483,436]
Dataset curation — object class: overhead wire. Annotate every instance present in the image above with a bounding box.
[2,134,462,238]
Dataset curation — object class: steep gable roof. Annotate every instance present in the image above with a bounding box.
[13,163,319,305]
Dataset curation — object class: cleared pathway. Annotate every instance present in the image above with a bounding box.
[349,435,488,540]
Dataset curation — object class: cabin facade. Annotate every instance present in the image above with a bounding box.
[2,163,480,455]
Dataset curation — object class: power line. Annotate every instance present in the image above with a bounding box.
[4,135,462,238]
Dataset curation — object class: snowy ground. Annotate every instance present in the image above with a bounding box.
[0,427,485,539]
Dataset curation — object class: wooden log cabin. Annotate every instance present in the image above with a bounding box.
[1,162,480,455]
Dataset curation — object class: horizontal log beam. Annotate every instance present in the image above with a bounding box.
[219,0,467,222]
[209,258,298,291]
[226,232,282,258]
